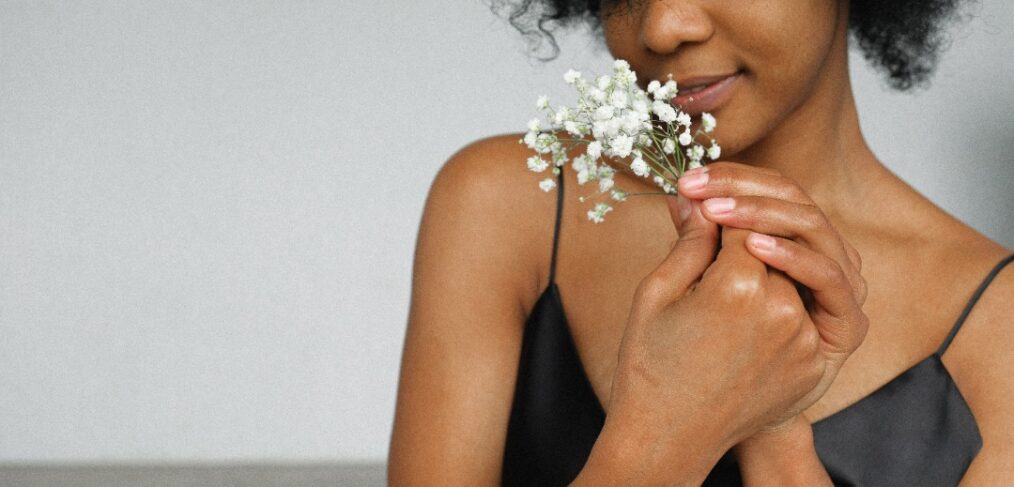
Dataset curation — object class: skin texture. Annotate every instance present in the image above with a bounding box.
[389,0,1014,484]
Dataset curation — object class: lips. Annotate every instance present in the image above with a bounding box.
[671,71,742,117]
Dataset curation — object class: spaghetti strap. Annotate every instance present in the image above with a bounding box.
[938,253,1014,356]
[547,169,565,285]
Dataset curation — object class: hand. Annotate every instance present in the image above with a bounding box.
[603,190,833,468]
[676,161,870,432]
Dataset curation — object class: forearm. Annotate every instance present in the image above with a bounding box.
[731,415,833,487]
[569,405,734,486]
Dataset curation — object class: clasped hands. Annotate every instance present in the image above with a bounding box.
[673,161,870,448]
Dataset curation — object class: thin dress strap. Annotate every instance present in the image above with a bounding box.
[937,253,1014,356]
[547,169,565,285]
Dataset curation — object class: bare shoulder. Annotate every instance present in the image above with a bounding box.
[388,133,560,484]
[939,233,1014,482]
[421,132,561,313]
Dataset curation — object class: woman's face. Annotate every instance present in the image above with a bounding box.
[601,0,848,156]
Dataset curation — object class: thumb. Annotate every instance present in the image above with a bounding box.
[644,192,720,302]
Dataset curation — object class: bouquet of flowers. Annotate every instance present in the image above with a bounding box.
[520,59,721,223]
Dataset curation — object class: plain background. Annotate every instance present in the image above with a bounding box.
[1,0,1012,466]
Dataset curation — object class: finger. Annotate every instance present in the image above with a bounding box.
[677,161,810,205]
[697,226,768,295]
[840,239,867,305]
[638,195,720,309]
[697,194,863,305]
[743,231,865,348]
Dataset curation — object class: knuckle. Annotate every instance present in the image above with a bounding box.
[799,323,822,354]
[721,272,764,300]
[822,259,847,285]
[785,187,807,203]
[854,312,871,348]
[856,273,869,303]
[769,296,805,324]
[636,273,669,298]
[801,205,829,233]
[847,243,862,271]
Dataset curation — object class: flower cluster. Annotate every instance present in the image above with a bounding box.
[520,59,720,223]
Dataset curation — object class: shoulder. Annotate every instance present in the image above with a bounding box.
[419,132,561,308]
[940,240,1014,479]
[428,132,551,211]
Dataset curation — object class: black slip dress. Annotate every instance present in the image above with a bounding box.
[502,169,1013,486]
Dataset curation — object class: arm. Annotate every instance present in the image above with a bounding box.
[388,135,739,486]
[571,397,739,486]
[731,415,834,487]
[387,135,554,485]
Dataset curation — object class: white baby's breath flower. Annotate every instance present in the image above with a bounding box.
[594,105,615,121]
[599,175,614,192]
[616,68,636,86]
[552,149,568,167]
[687,144,705,161]
[534,132,557,154]
[701,112,716,132]
[527,155,549,172]
[624,113,645,135]
[653,79,678,100]
[707,142,721,160]
[651,100,678,123]
[596,75,611,91]
[662,138,676,155]
[609,90,628,109]
[552,106,571,125]
[571,154,589,172]
[587,202,613,223]
[523,60,721,224]
[631,98,649,117]
[608,134,634,158]
[630,157,650,177]
[523,130,537,149]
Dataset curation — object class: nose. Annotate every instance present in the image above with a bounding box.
[639,0,714,55]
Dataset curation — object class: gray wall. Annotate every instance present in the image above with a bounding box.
[1,0,1011,464]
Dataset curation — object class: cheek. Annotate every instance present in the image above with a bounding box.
[602,15,643,71]
[715,1,841,147]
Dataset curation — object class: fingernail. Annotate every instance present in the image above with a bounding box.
[680,168,709,191]
[703,197,735,214]
[677,194,691,223]
[748,232,775,251]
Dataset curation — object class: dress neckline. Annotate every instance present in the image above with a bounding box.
[540,281,980,431]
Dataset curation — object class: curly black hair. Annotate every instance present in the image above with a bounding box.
[488,0,977,91]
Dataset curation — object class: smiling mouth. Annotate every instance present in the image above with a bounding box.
[672,71,743,116]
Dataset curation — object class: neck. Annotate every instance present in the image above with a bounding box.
[732,8,883,224]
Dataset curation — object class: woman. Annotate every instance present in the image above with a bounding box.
[389,0,1014,485]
